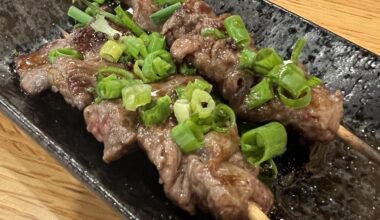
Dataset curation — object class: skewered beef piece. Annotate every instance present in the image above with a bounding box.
[81,71,273,217]
[83,75,198,163]
[125,0,344,142]
[15,27,121,109]
[137,118,273,219]
[139,75,273,218]
[84,100,138,163]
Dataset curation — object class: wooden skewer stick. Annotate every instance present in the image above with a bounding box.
[248,203,270,220]
[336,125,380,166]
[55,25,70,39]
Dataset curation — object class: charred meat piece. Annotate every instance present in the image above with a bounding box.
[159,0,344,142]
[15,27,121,109]
[84,100,138,163]
[137,118,273,219]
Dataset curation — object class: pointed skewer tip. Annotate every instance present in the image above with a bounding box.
[248,202,270,220]
[337,125,380,166]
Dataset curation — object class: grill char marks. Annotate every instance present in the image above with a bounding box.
[15,27,121,110]
[158,0,344,142]
[84,101,138,163]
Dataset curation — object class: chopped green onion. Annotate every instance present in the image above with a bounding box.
[154,0,183,7]
[291,37,306,63]
[224,15,251,47]
[48,48,84,63]
[140,95,172,125]
[269,63,308,98]
[85,2,100,16]
[240,48,257,69]
[93,0,105,4]
[179,63,197,75]
[122,83,152,111]
[78,0,122,25]
[278,86,312,108]
[201,27,226,39]
[98,66,134,80]
[91,15,122,39]
[122,36,148,59]
[141,50,176,82]
[253,48,283,75]
[96,74,131,100]
[241,122,287,165]
[150,2,182,25]
[67,6,93,25]
[175,86,185,97]
[181,79,212,100]
[148,32,167,53]
[307,76,322,87]
[173,99,191,123]
[115,6,146,36]
[171,119,204,154]
[190,89,216,119]
[133,60,148,81]
[212,104,236,133]
[119,54,133,63]
[153,57,172,76]
[139,33,150,46]
[190,113,213,133]
[100,40,124,62]
[259,159,279,179]
[246,78,275,109]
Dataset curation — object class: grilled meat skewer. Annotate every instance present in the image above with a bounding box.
[124,0,380,166]
[83,75,274,218]
[83,75,197,163]
[15,26,123,109]
[125,0,343,142]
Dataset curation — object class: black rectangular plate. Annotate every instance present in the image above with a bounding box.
[0,0,379,219]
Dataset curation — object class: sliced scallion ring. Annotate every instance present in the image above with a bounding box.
[173,99,191,123]
[246,77,275,109]
[140,95,172,125]
[100,40,124,62]
[224,15,251,47]
[212,104,236,133]
[277,86,312,109]
[48,48,84,63]
[241,122,287,165]
[171,119,204,154]
[190,89,216,119]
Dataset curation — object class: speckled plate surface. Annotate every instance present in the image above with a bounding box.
[0,0,379,219]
